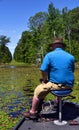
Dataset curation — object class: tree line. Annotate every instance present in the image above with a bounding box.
[0,3,79,64]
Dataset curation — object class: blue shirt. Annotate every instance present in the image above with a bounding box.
[40,48,75,87]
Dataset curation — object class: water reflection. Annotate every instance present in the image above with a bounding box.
[0,65,16,68]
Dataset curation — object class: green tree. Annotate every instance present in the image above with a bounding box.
[14,12,48,63]
[46,2,60,38]
[14,31,35,63]
[0,35,10,46]
[28,12,47,31]
[69,7,79,41]
[14,4,79,63]
[0,35,12,63]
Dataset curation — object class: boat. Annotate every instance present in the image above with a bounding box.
[13,100,79,130]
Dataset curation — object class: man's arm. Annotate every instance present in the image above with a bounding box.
[41,71,48,83]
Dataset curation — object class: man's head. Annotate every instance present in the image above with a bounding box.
[51,38,66,50]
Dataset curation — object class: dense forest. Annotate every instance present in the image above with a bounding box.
[0,3,79,64]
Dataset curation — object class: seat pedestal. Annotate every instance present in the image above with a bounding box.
[51,89,72,125]
[53,120,67,125]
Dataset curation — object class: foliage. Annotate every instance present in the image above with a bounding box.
[13,3,79,63]
[14,31,36,63]
[28,12,47,31]
[0,46,12,63]
[0,35,12,63]
[69,7,79,41]
[0,35,10,46]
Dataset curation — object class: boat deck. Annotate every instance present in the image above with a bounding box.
[13,101,79,130]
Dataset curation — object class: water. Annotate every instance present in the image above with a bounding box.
[1,65,79,129]
[0,66,40,118]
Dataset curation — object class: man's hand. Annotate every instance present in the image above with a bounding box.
[40,70,48,83]
[40,78,48,83]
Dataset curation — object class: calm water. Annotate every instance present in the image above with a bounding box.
[0,66,41,117]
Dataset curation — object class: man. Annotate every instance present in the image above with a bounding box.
[23,38,75,118]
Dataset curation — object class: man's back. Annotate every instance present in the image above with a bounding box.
[40,48,75,87]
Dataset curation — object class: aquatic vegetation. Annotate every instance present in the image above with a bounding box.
[0,66,41,129]
[0,66,79,129]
